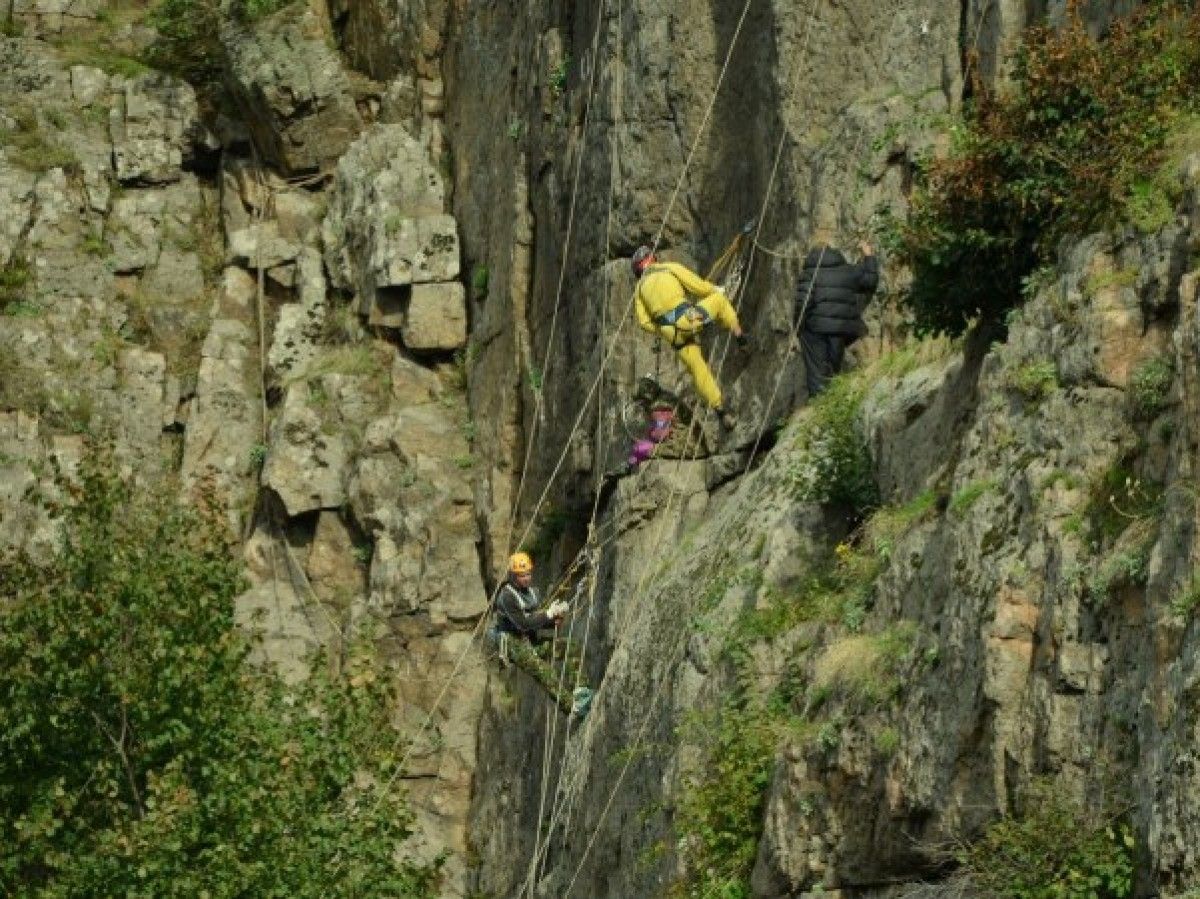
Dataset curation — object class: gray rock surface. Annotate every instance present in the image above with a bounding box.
[221,8,362,174]
[110,73,208,184]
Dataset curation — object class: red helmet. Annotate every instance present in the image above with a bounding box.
[631,245,654,276]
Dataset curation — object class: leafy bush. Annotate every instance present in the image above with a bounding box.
[1084,464,1162,542]
[0,449,440,897]
[959,780,1134,898]
[1129,355,1173,418]
[673,703,780,899]
[1169,576,1200,619]
[789,374,879,514]
[1008,361,1059,401]
[145,0,224,87]
[890,4,1200,334]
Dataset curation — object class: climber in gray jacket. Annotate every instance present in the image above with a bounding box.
[793,239,880,397]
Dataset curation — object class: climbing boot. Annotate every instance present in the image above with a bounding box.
[571,687,594,720]
[717,405,737,431]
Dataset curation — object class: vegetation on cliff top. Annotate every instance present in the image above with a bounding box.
[0,448,438,896]
[890,2,1200,335]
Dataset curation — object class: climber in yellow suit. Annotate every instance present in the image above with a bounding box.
[630,245,747,429]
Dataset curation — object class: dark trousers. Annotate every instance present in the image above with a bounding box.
[801,329,846,398]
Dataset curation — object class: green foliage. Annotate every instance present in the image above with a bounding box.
[1008,361,1059,401]
[1170,575,1200,619]
[248,442,268,467]
[788,373,879,514]
[959,780,1134,898]
[520,505,577,561]
[0,450,440,896]
[874,726,900,757]
[0,107,78,174]
[471,265,489,300]
[81,232,109,258]
[526,364,543,393]
[145,0,224,87]
[1,15,25,37]
[1,256,32,312]
[889,4,1200,334]
[1088,542,1151,602]
[949,478,998,515]
[672,702,780,899]
[548,55,570,98]
[1084,268,1139,296]
[54,40,150,79]
[1084,464,1162,542]
[1129,355,1173,418]
[1125,179,1174,233]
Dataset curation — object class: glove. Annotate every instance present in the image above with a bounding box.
[546,600,569,620]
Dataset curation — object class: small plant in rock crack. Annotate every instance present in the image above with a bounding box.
[788,372,878,515]
[1129,355,1173,418]
[548,55,570,97]
[248,443,268,467]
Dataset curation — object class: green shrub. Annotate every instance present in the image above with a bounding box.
[889,5,1200,335]
[874,726,901,757]
[959,780,1134,898]
[1084,464,1162,542]
[145,0,224,87]
[673,703,780,899]
[1170,576,1200,619]
[1088,544,1151,601]
[789,373,879,514]
[471,264,489,300]
[1129,355,1173,418]
[0,448,440,896]
[1008,361,1059,401]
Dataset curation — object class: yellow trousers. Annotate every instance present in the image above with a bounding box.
[654,292,740,409]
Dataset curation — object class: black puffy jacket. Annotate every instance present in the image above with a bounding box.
[794,247,880,339]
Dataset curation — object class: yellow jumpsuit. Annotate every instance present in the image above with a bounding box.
[633,262,741,408]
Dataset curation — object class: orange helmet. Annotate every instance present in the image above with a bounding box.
[509,552,533,575]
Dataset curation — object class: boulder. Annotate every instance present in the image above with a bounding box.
[110,73,210,185]
[322,124,452,316]
[402,282,467,351]
[221,9,362,174]
[261,384,350,516]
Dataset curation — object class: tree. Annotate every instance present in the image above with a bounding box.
[0,448,440,896]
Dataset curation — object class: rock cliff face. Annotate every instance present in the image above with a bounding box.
[4,0,1199,896]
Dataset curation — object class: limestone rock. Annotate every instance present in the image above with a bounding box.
[322,124,450,317]
[402,282,467,351]
[69,64,108,106]
[267,248,327,383]
[226,221,302,271]
[180,318,261,534]
[10,0,102,36]
[221,9,362,174]
[261,384,350,517]
[0,167,36,267]
[110,73,207,185]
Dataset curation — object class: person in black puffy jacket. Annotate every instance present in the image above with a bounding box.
[793,239,880,397]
